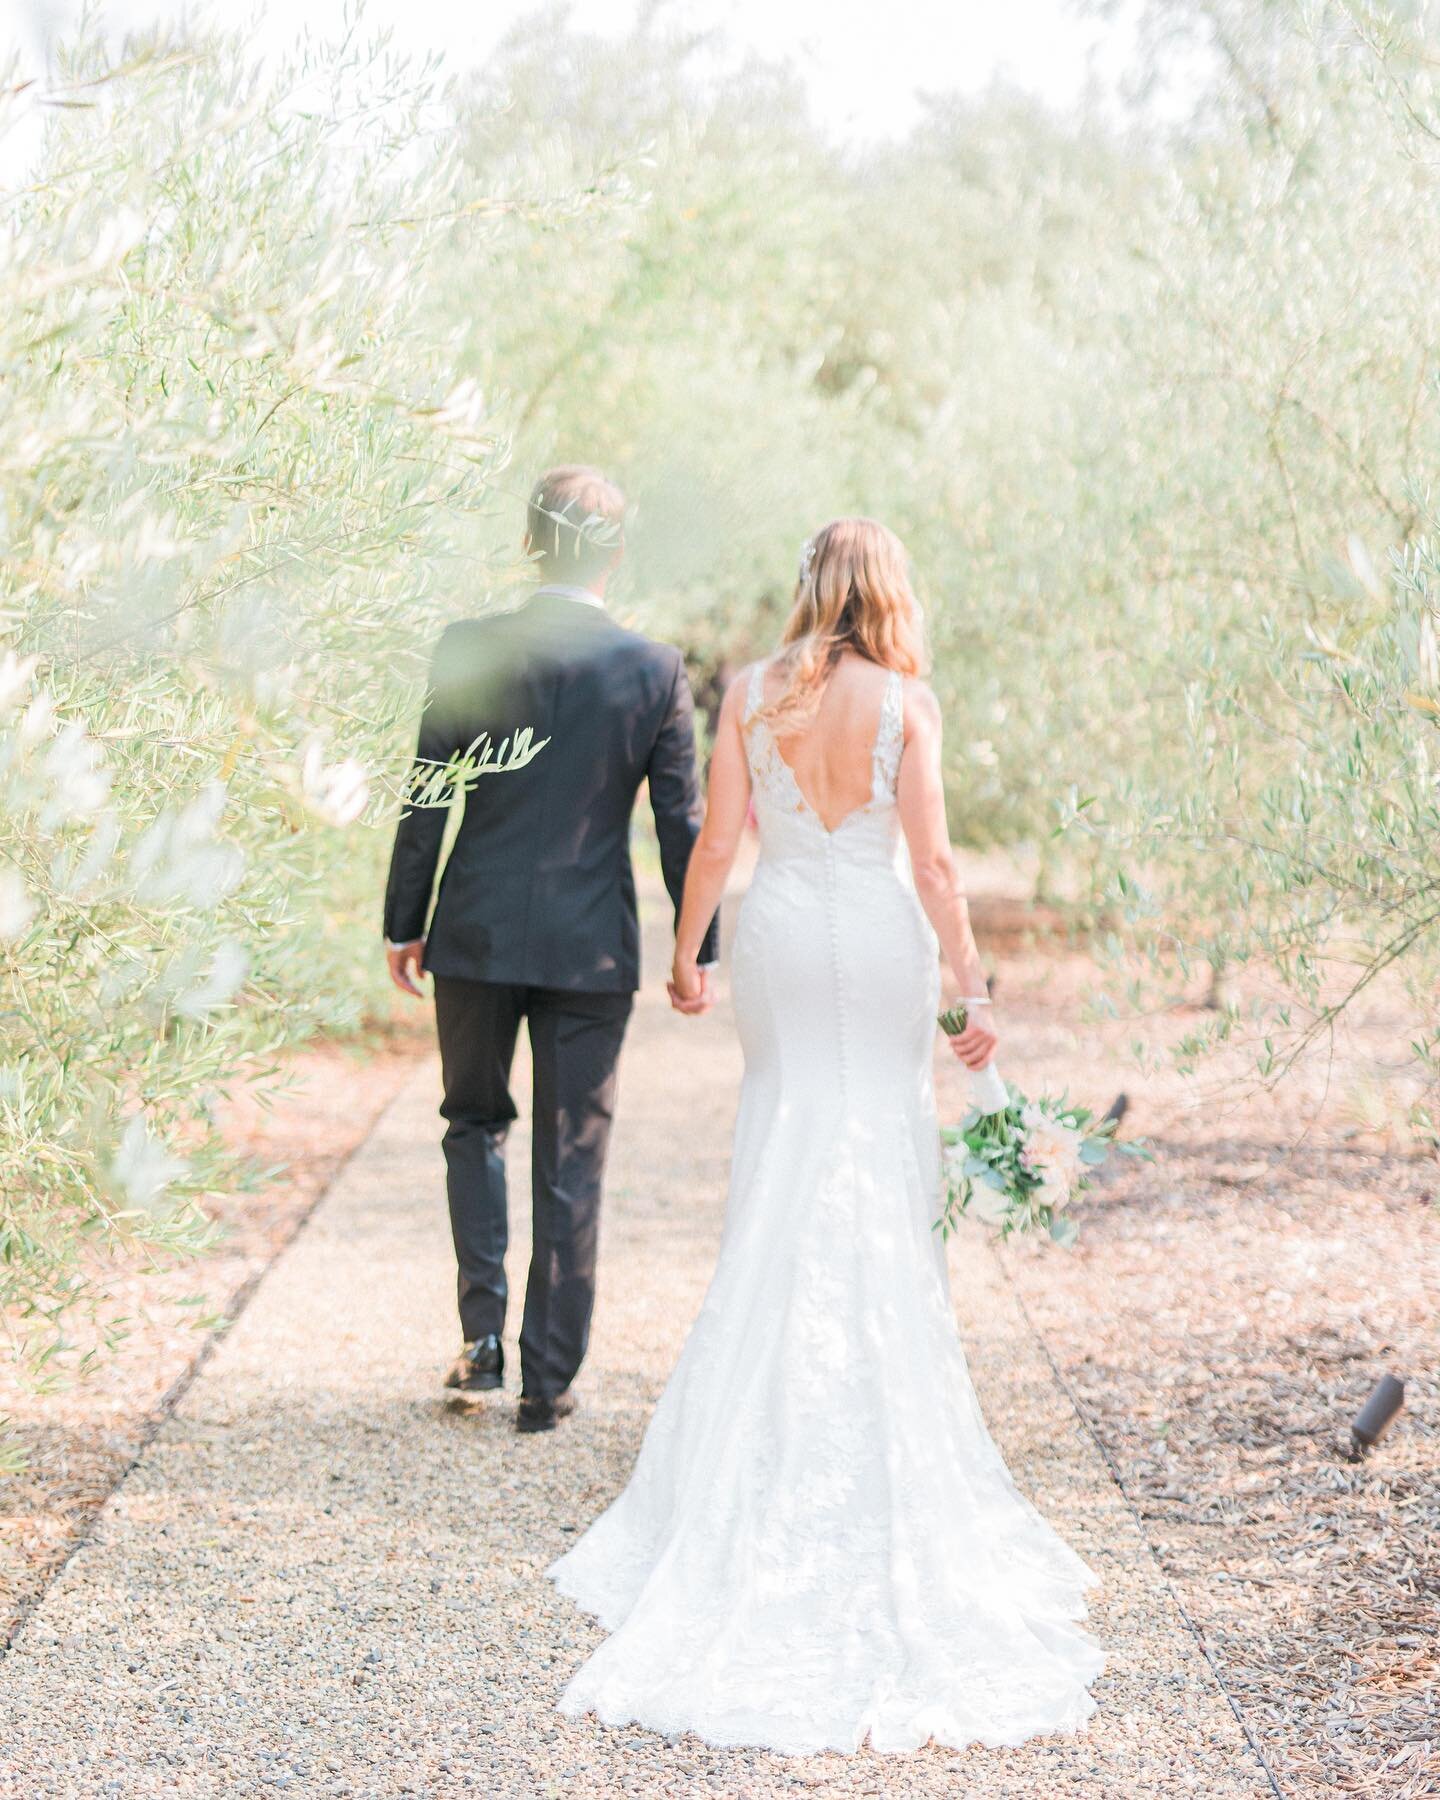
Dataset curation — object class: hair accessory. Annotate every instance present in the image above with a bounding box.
[798,537,816,585]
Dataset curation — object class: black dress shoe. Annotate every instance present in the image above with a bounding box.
[516,1390,577,1434]
[443,1335,504,1393]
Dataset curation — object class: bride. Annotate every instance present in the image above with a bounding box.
[548,517,1105,1755]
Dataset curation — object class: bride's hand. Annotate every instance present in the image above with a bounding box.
[668,955,713,1016]
[947,1012,998,1071]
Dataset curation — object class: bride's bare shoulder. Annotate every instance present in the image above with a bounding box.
[900,676,941,737]
[720,662,765,724]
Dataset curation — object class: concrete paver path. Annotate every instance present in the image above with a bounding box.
[0,947,1275,1798]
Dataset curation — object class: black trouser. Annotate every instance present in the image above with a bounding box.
[432,976,633,1401]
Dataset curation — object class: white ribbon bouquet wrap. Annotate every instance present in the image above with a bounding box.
[936,1002,1145,1245]
[968,1059,1009,1116]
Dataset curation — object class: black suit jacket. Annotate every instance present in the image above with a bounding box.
[383,592,719,993]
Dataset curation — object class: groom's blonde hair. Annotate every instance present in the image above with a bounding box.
[526,465,626,580]
[764,517,928,727]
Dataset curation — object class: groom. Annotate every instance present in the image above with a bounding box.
[382,465,719,1433]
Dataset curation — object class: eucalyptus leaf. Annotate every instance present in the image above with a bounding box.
[1047,1215,1080,1249]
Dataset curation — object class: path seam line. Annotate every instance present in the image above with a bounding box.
[990,1241,1290,1800]
[0,1052,431,1660]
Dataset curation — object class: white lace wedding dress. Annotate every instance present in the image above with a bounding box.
[548,665,1104,1755]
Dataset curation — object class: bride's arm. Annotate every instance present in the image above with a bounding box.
[896,681,1000,1072]
[671,675,752,1012]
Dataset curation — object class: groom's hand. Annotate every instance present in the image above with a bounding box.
[668,960,715,1016]
[386,938,427,998]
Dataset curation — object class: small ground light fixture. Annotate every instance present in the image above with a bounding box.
[1349,1373,1404,1460]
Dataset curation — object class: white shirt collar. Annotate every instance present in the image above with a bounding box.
[533,582,606,610]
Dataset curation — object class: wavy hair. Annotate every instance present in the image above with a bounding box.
[761,517,928,730]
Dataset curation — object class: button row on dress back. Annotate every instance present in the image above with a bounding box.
[822,836,852,1104]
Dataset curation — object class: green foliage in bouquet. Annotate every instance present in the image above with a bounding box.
[936,1087,1146,1249]
[935,1007,1143,1247]
[935,1005,1148,1245]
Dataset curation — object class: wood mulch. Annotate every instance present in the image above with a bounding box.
[941,917,1440,1800]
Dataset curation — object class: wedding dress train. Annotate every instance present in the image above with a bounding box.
[548,666,1104,1755]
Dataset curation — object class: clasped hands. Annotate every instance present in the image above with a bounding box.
[392,941,994,1062]
[668,955,716,1016]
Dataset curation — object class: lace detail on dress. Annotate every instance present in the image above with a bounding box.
[741,662,905,836]
[742,663,812,823]
[548,652,1105,1756]
[871,668,904,801]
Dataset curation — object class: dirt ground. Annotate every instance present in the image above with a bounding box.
[2,853,1436,1797]
[0,1014,431,1651]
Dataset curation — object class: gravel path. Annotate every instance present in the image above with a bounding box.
[0,943,1275,1798]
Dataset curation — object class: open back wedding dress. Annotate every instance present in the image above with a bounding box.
[549,664,1105,1755]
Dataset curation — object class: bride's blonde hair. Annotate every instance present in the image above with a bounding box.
[761,517,928,729]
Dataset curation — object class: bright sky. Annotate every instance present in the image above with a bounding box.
[3,0,1184,139]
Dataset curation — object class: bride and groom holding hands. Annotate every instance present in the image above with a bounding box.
[381,464,1104,1755]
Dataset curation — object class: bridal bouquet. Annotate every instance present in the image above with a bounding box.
[935,1004,1145,1248]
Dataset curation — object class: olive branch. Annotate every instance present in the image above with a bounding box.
[401,727,551,810]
